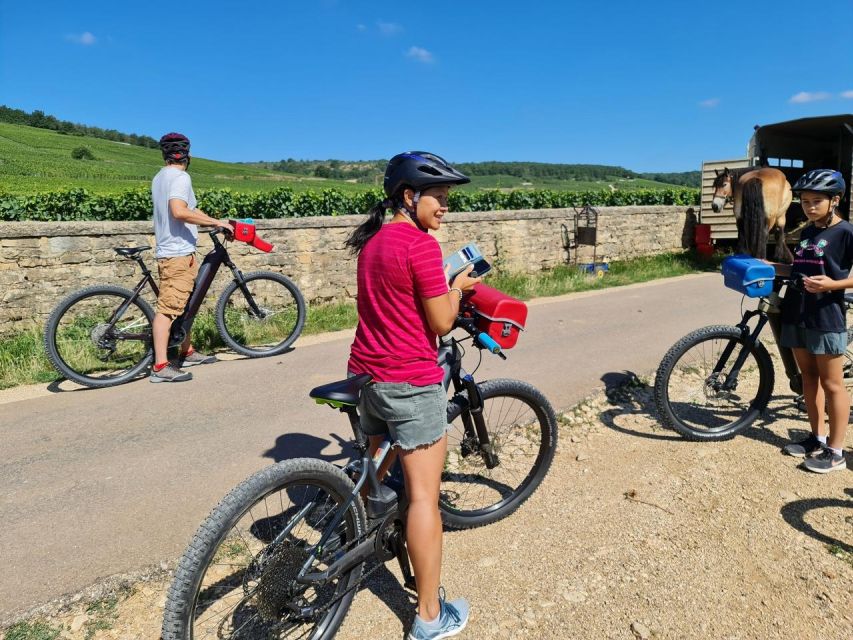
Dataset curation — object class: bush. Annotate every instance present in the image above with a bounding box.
[0,186,700,222]
[70,146,95,160]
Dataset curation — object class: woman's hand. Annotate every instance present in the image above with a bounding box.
[449,264,482,292]
[802,275,837,293]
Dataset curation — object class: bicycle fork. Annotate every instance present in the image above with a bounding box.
[460,374,499,469]
[714,310,769,393]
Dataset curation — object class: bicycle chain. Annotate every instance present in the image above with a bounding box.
[271,517,398,628]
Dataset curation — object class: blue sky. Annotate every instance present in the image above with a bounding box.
[1,0,852,171]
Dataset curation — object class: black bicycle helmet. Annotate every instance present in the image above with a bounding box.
[792,169,846,196]
[159,132,191,164]
[383,151,470,198]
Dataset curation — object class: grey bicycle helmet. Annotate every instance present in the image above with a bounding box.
[792,169,846,196]
[383,151,470,198]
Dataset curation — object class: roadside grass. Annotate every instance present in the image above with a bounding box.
[82,594,120,640]
[0,328,57,390]
[0,251,719,390]
[2,620,61,640]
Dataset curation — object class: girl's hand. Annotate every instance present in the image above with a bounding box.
[450,264,482,292]
[803,275,836,293]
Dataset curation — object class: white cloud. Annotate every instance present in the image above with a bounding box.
[841,90,853,99]
[699,98,720,108]
[789,91,831,104]
[378,21,403,36]
[406,46,434,64]
[66,32,97,45]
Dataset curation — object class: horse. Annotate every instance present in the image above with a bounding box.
[711,167,793,262]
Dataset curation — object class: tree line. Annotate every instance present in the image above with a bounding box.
[256,158,700,187]
[0,105,159,149]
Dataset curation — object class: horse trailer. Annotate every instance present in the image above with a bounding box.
[700,114,853,242]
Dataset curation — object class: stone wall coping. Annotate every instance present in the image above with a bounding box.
[0,205,694,238]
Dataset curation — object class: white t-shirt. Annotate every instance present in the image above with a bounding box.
[152,166,198,258]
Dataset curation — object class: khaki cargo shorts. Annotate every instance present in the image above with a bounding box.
[156,254,199,318]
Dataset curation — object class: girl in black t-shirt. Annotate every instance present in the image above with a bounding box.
[769,169,851,473]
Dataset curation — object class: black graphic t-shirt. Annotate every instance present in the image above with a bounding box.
[781,219,853,332]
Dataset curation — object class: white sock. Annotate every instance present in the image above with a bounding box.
[827,446,843,456]
[816,434,828,445]
[416,612,442,629]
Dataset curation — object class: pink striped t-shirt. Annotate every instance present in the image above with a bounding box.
[348,222,449,385]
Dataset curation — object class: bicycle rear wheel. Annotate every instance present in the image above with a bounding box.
[43,285,154,388]
[215,271,306,357]
[654,325,774,441]
[163,458,366,640]
[440,378,558,530]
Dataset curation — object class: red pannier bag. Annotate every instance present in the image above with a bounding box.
[466,284,527,349]
[230,220,275,253]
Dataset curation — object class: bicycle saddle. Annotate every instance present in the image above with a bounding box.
[310,373,373,407]
[113,247,151,258]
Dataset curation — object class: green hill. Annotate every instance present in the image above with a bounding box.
[0,118,697,196]
[0,122,362,195]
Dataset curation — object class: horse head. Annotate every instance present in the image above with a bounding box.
[711,167,733,212]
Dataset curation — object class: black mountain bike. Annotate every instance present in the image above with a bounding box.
[654,276,853,441]
[44,226,306,388]
[162,311,558,639]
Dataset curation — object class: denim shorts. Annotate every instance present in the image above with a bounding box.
[780,324,848,356]
[357,381,448,450]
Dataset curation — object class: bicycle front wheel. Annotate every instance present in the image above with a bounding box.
[215,271,306,357]
[162,458,366,640]
[43,285,154,388]
[440,378,558,530]
[654,325,774,441]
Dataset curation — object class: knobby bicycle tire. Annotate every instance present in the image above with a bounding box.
[162,458,366,640]
[215,271,306,357]
[441,378,558,530]
[654,325,775,441]
[43,285,154,388]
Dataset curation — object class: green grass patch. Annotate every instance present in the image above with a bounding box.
[2,620,61,640]
[0,251,718,390]
[489,250,721,301]
[0,327,58,390]
[828,544,853,568]
[82,595,120,640]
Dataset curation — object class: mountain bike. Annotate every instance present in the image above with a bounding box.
[654,275,853,441]
[161,306,558,639]
[44,224,306,388]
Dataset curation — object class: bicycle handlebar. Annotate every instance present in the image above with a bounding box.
[453,311,508,360]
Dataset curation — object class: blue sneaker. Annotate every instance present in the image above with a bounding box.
[407,589,469,640]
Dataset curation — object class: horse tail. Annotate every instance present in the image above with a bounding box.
[741,178,768,259]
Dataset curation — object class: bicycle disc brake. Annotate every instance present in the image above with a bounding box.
[703,373,738,403]
[250,306,273,321]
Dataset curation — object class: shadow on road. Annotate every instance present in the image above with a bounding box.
[596,370,839,456]
[597,370,681,442]
[780,488,853,555]
[261,432,353,464]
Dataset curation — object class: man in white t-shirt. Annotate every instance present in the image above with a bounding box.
[150,132,232,383]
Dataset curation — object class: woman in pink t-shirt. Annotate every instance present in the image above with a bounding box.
[346,152,480,639]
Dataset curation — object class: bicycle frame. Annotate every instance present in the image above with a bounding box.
[168,230,257,346]
[288,324,503,613]
[723,283,803,395]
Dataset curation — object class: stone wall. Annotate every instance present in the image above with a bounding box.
[0,206,695,331]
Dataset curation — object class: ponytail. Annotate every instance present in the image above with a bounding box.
[346,199,394,254]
